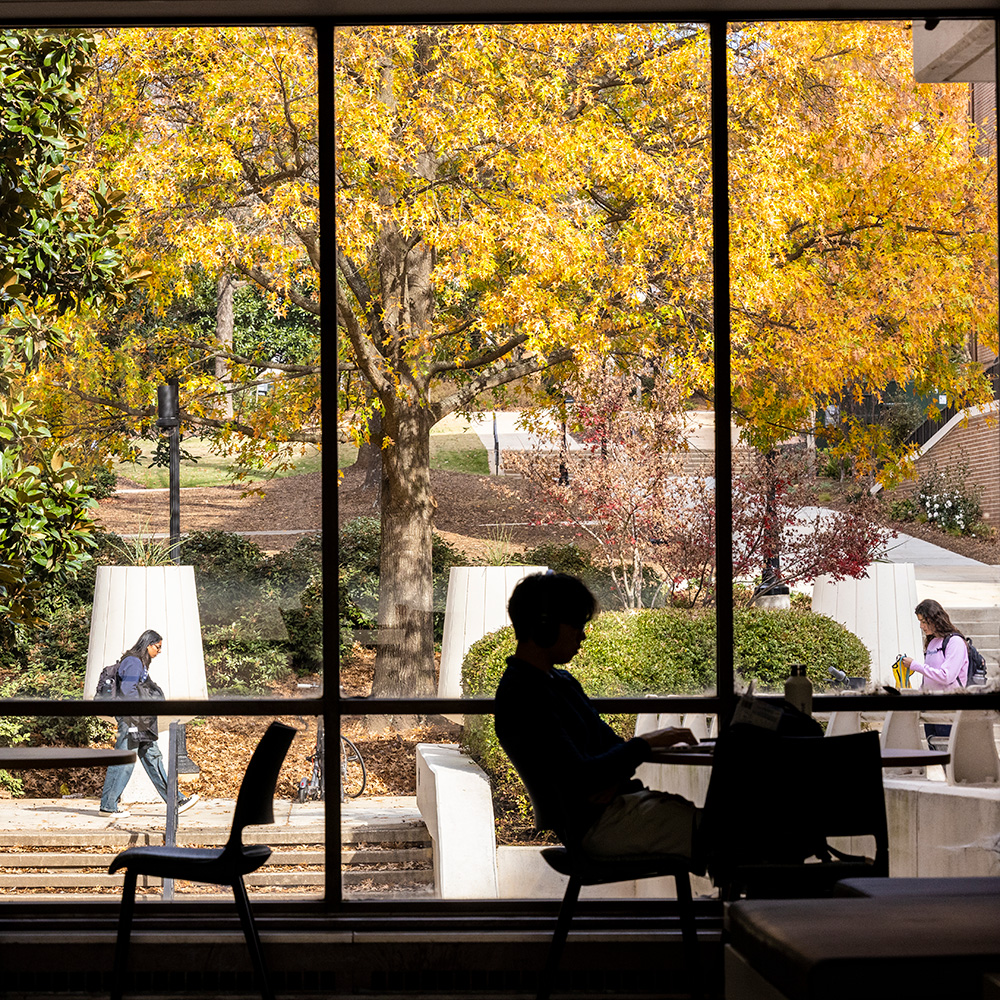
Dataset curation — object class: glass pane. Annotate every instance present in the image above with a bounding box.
[340,717,434,900]
[0,24,321,705]
[0,714,321,901]
[728,20,997,710]
[336,23,716,707]
[355,717,710,900]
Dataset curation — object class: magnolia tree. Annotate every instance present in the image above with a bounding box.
[0,30,139,639]
[509,363,891,609]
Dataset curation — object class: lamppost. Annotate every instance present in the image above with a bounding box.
[156,379,181,565]
[154,379,199,805]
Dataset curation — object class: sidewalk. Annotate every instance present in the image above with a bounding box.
[879,528,1000,608]
[0,794,423,841]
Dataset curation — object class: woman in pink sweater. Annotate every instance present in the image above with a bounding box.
[901,598,968,747]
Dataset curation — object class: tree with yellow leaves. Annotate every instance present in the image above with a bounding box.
[337,24,713,705]
[728,20,996,469]
[338,21,995,703]
[38,26,321,474]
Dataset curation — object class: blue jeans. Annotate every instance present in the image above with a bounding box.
[924,722,952,748]
[100,718,187,811]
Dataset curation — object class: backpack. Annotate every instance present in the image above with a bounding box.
[942,633,988,687]
[94,661,122,700]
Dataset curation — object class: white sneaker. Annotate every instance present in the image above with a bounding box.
[177,793,200,814]
[100,808,130,819]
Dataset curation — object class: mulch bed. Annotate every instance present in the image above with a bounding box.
[94,471,324,552]
[36,462,989,804]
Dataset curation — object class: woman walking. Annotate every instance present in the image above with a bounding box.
[99,629,199,819]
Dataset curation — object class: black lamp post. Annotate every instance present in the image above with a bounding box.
[156,380,181,565]
[154,380,200,800]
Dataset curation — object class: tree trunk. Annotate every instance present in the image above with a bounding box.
[353,408,383,494]
[367,400,436,731]
[216,273,235,420]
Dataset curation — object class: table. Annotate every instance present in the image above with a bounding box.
[0,747,136,769]
[649,744,950,768]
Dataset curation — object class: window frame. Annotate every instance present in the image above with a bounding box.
[0,9,996,925]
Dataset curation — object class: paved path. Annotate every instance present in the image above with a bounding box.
[466,411,584,473]
[465,412,999,605]
[799,505,1000,607]
[0,794,421,840]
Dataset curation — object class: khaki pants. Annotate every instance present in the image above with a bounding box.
[579,788,699,860]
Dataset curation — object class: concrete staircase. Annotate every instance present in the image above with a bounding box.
[948,607,1000,677]
[0,811,433,898]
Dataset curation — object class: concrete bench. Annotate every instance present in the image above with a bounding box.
[725,895,1000,1000]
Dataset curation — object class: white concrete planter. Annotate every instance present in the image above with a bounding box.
[812,562,924,687]
[438,565,547,719]
[85,565,208,803]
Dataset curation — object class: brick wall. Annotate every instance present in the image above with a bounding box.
[908,409,1000,524]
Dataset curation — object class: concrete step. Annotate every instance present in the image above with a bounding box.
[0,821,433,894]
[947,607,1000,625]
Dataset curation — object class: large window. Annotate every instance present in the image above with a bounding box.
[0,10,996,917]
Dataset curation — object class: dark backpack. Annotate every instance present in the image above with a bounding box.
[94,661,121,700]
[942,633,988,687]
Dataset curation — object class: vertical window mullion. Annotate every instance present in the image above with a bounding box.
[318,20,341,908]
[710,19,735,713]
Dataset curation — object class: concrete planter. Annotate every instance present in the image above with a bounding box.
[85,565,208,803]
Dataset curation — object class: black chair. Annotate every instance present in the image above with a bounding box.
[700,725,889,901]
[521,781,702,1000]
[108,721,297,1000]
[537,846,702,1000]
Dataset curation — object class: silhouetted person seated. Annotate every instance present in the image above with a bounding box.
[495,572,701,861]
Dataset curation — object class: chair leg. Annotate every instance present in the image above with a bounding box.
[537,875,581,1000]
[674,872,703,1000]
[232,877,275,1000]
[111,870,137,1000]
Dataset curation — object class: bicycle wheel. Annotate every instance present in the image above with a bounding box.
[340,736,366,798]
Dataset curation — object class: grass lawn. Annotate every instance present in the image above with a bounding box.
[112,438,322,488]
[338,415,488,474]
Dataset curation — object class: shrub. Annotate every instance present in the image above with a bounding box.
[887,497,918,523]
[517,542,595,576]
[179,529,266,578]
[203,614,293,694]
[339,516,381,574]
[339,516,466,648]
[339,568,377,657]
[264,531,322,594]
[282,577,324,674]
[462,605,869,836]
[0,603,118,754]
[916,463,982,536]
[80,466,118,500]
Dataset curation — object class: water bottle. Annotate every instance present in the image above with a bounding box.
[784,663,813,716]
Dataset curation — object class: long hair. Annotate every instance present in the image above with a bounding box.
[915,599,959,651]
[120,629,163,669]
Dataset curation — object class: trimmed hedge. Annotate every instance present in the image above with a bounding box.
[462,606,870,838]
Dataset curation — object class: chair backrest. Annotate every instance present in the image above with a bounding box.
[701,725,888,875]
[226,721,297,850]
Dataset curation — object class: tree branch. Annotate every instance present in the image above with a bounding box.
[173,338,320,376]
[233,260,320,315]
[50,383,321,444]
[428,332,530,376]
[434,347,574,420]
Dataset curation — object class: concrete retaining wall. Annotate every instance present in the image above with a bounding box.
[416,744,1000,899]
